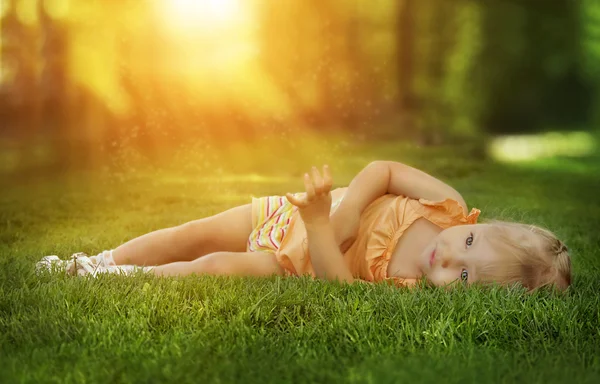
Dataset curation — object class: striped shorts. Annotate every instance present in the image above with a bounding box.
[247,194,343,253]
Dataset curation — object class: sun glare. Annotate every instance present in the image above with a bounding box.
[162,0,244,34]
[154,0,259,87]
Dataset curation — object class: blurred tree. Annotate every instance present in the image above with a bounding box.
[258,0,379,131]
[396,0,415,134]
[443,0,484,140]
[580,0,600,128]
[0,0,596,173]
[479,0,584,134]
[396,0,484,144]
[0,0,41,166]
[39,1,71,168]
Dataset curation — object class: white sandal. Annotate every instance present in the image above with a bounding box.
[65,253,99,276]
[38,250,152,277]
[36,255,66,273]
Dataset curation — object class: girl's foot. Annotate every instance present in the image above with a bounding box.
[65,254,98,276]
[36,255,66,273]
[36,251,105,274]
[65,253,153,277]
[37,251,153,277]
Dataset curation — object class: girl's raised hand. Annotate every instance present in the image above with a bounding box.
[286,165,333,228]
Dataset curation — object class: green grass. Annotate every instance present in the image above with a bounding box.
[1,139,600,383]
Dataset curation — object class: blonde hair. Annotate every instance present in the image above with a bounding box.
[477,221,572,291]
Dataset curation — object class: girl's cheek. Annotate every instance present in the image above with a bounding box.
[429,269,457,287]
[425,271,443,286]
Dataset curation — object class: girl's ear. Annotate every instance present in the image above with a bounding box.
[520,263,540,290]
[521,262,554,290]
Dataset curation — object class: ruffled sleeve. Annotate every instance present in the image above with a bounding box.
[412,198,480,229]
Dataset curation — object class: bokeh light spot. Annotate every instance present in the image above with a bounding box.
[16,0,38,26]
[0,0,11,19]
[489,132,596,162]
[43,0,70,19]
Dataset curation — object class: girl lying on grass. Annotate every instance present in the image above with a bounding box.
[37,161,572,291]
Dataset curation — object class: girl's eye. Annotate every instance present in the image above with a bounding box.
[461,269,469,282]
[465,233,474,248]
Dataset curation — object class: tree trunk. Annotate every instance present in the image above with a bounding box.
[397,0,416,134]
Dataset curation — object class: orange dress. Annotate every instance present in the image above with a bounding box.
[273,187,481,286]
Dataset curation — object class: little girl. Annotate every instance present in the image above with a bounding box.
[37,161,572,291]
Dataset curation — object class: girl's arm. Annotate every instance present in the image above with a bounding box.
[330,161,468,249]
[342,160,467,215]
[304,221,354,283]
[286,166,355,283]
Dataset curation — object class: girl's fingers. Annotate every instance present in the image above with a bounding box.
[286,192,305,207]
[293,165,331,205]
[322,165,333,193]
[311,166,324,194]
[303,173,316,200]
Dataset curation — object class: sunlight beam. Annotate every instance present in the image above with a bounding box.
[161,0,244,35]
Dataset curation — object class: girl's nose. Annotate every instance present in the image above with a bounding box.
[439,244,454,268]
[441,257,450,269]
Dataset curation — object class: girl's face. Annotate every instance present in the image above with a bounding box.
[420,224,501,287]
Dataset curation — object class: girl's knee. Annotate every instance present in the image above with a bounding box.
[193,251,284,277]
[193,252,228,275]
[174,219,213,247]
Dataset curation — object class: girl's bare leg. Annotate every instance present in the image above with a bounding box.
[111,204,253,266]
[152,251,284,277]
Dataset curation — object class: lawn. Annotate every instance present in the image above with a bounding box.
[1,138,599,383]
